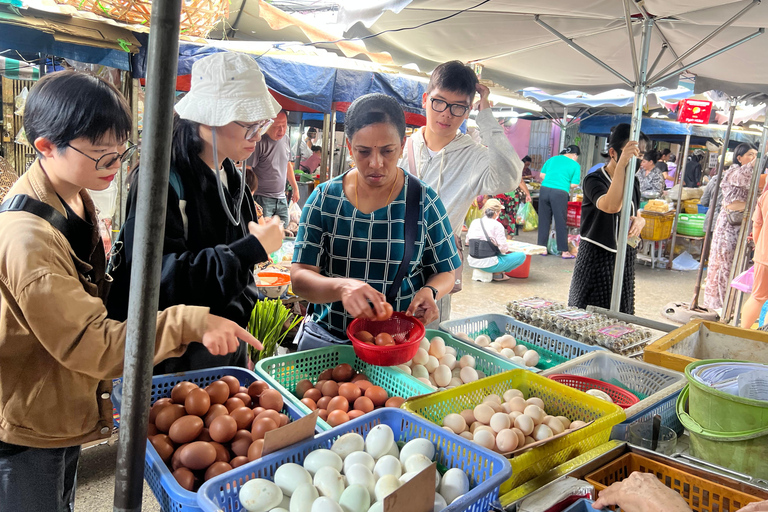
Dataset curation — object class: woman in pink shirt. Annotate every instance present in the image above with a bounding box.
[742,186,768,327]
[466,199,526,281]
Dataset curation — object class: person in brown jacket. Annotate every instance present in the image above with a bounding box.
[0,71,263,511]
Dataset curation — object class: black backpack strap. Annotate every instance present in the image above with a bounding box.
[479,218,501,255]
[0,194,72,240]
[387,173,421,303]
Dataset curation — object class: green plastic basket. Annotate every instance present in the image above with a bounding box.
[254,345,434,431]
[677,213,706,237]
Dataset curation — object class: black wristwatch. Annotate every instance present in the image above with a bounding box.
[423,285,438,300]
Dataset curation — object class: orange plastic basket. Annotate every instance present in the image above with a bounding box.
[586,453,764,512]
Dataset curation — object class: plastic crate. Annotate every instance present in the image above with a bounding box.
[402,369,625,494]
[640,211,674,241]
[547,375,640,408]
[111,367,315,512]
[562,499,596,511]
[567,201,582,228]
[541,352,686,435]
[698,204,709,214]
[254,345,433,431]
[683,199,700,214]
[677,213,706,237]
[585,452,764,512]
[196,408,512,512]
[440,314,607,371]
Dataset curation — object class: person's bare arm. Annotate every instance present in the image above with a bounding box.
[596,140,640,214]
[519,181,531,202]
[405,272,455,325]
[287,162,300,203]
[592,472,691,512]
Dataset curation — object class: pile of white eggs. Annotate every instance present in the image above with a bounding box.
[440,389,588,454]
[395,337,485,391]
[238,426,470,512]
[455,333,541,369]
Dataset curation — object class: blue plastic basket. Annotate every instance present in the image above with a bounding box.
[562,499,596,511]
[112,367,317,512]
[197,408,512,512]
[440,314,607,371]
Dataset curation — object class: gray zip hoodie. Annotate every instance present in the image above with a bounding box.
[400,108,523,236]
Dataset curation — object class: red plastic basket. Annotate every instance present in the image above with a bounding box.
[548,374,640,409]
[347,311,425,366]
[567,201,582,228]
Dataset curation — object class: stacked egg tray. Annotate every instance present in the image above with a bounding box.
[112,367,317,512]
[255,345,434,431]
[197,408,513,512]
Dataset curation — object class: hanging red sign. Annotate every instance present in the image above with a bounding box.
[677,99,713,124]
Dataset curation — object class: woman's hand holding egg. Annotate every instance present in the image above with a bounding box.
[340,280,389,320]
[405,287,439,325]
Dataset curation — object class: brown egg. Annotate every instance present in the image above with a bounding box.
[149,400,173,424]
[296,379,314,398]
[205,461,233,481]
[206,381,230,405]
[339,383,362,403]
[204,404,229,428]
[149,434,174,463]
[210,441,230,463]
[259,389,284,412]
[224,397,246,413]
[255,409,281,425]
[208,415,237,443]
[231,456,250,468]
[252,406,265,416]
[169,416,204,444]
[234,393,253,408]
[233,429,253,443]
[173,467,196,491]
[185,388,211,417]
[318,409,329,421]
[321,381,339,397]
[356,380,374,392]
[147,423,159,437]
[155,404,187,433]
[317,396,332,410]
[327,410,349,427]
[172,444,188,470]
[352,374,369,382]
[179,441,217,470]
[196,428,212,442]
[247,380,269,401]
[301,398,317,410]
[318,368,334,381]
[348,410,365,420]
[328,396,349,413]
[365,386,388,407]
[353,396,375,413]
[303,388,322,403]
[239,386,249,394]
[171,381,198,404]
[247,439,264,461]
[385,397,405,408]
[231,407,255,430]
[315,380,328,392]
[231,436,252,457]
[356,330,375,344]
[278,413,290,427]
[251,417,278,441]
[332,364,354,382]
[375,333,395,346]
[220,376,241,397]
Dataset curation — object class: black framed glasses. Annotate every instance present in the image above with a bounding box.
[429,97,470,117]
[67,141,137,170]
[234,119,274,140]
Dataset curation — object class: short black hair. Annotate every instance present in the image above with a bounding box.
[311,145,321,152]
[642,150,659,163]
[661,148,671,156]
[307,127,317,136]
[345,93,405,141]
[171,113,203,171]
[601,123,650,159]
[427,61,478,101]
[24,71,131,156]
[522,155,532,163]
[734,143,757,165]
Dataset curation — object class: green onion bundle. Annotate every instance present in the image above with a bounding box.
[247,299,303,362]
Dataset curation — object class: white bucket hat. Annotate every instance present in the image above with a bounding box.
[175,52,282,127]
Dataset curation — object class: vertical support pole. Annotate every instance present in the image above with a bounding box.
[328,110,337,179]
[559,106,568,152]
[690,100,737,311]
[666,133,692,269]
[610,18,653,312]
[38,53,45,77]
[112,2,181,511]
[320,113,331,183]
[294,118,305,171]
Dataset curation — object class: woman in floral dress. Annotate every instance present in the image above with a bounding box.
[704,143,758,310]
[495,181,532,236]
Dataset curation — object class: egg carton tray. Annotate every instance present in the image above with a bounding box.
[112,367,319,512]
[197,408,512,512]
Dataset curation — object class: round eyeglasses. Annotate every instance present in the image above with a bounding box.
[429,97,470,117]
[67,142,137,170]
[234,119,274,140]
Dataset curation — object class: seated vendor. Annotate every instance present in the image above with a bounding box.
[466,199,526,282]
[291,93,461,350]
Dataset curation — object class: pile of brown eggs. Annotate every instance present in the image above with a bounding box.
[147,376,289,492]
[295,363,406,426]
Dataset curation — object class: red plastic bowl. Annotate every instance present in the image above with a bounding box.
[347,312,425,366]
[547,374,640,409]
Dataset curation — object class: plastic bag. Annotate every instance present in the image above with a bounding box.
[14,87,27,116]
[547,227,559,255]
[517,202,538,231]
[288,201,302,225]
[731,265,754,293]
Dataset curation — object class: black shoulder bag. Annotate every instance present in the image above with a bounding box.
[0,194,74,240]
[469,218,501,258]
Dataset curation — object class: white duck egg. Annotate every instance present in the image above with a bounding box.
[331,433,365,460]
[345,464,375,498]
[533,423,554,441]
[439,468,469,505]
[411,365,430,380]
[239,479,283,512]
[313,467,345,502]
[425,355,440,373]
[419,338,430,351]
[510,356,526,367]
[413,348,429,366]
[438,354,457,370]
[399,438,435,464]
[522,350,540,367]
[501,348,516,359]
[444,346,457,357]
[338,485,371,512]
[396,364,411,375]
[304,449,343,476]
[474,335,491,347]
[344,451,375,474]
[274,463,312,497]
[433,365,452,387]
[289,483,319,512]
[373,455,402,480]
[311,497,343,512]
[374,474,401,502]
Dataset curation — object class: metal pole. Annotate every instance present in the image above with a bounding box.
[648,44,668,77]
[38,53,45,77]
[534,15,634,87]
[690,100,737,311]
[649,0,761,83]
[113,2,181,511]
[559,106,568,152]
[666,133,692,270]
[328,110,337,178]
[610,18,653,312]
[320,113,331,183]
[586,306,678,332]
[622,0,640,82]
[294,118,305,171]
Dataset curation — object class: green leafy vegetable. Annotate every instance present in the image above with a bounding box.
[247,299,302,362]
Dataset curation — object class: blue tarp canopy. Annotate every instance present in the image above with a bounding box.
[579,114,759,147]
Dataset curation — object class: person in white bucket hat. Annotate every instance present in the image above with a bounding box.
[107,52,284,373]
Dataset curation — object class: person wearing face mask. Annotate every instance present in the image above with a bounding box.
[107,52,284,373]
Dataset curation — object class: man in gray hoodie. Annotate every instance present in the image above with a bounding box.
[400,60,523,324]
